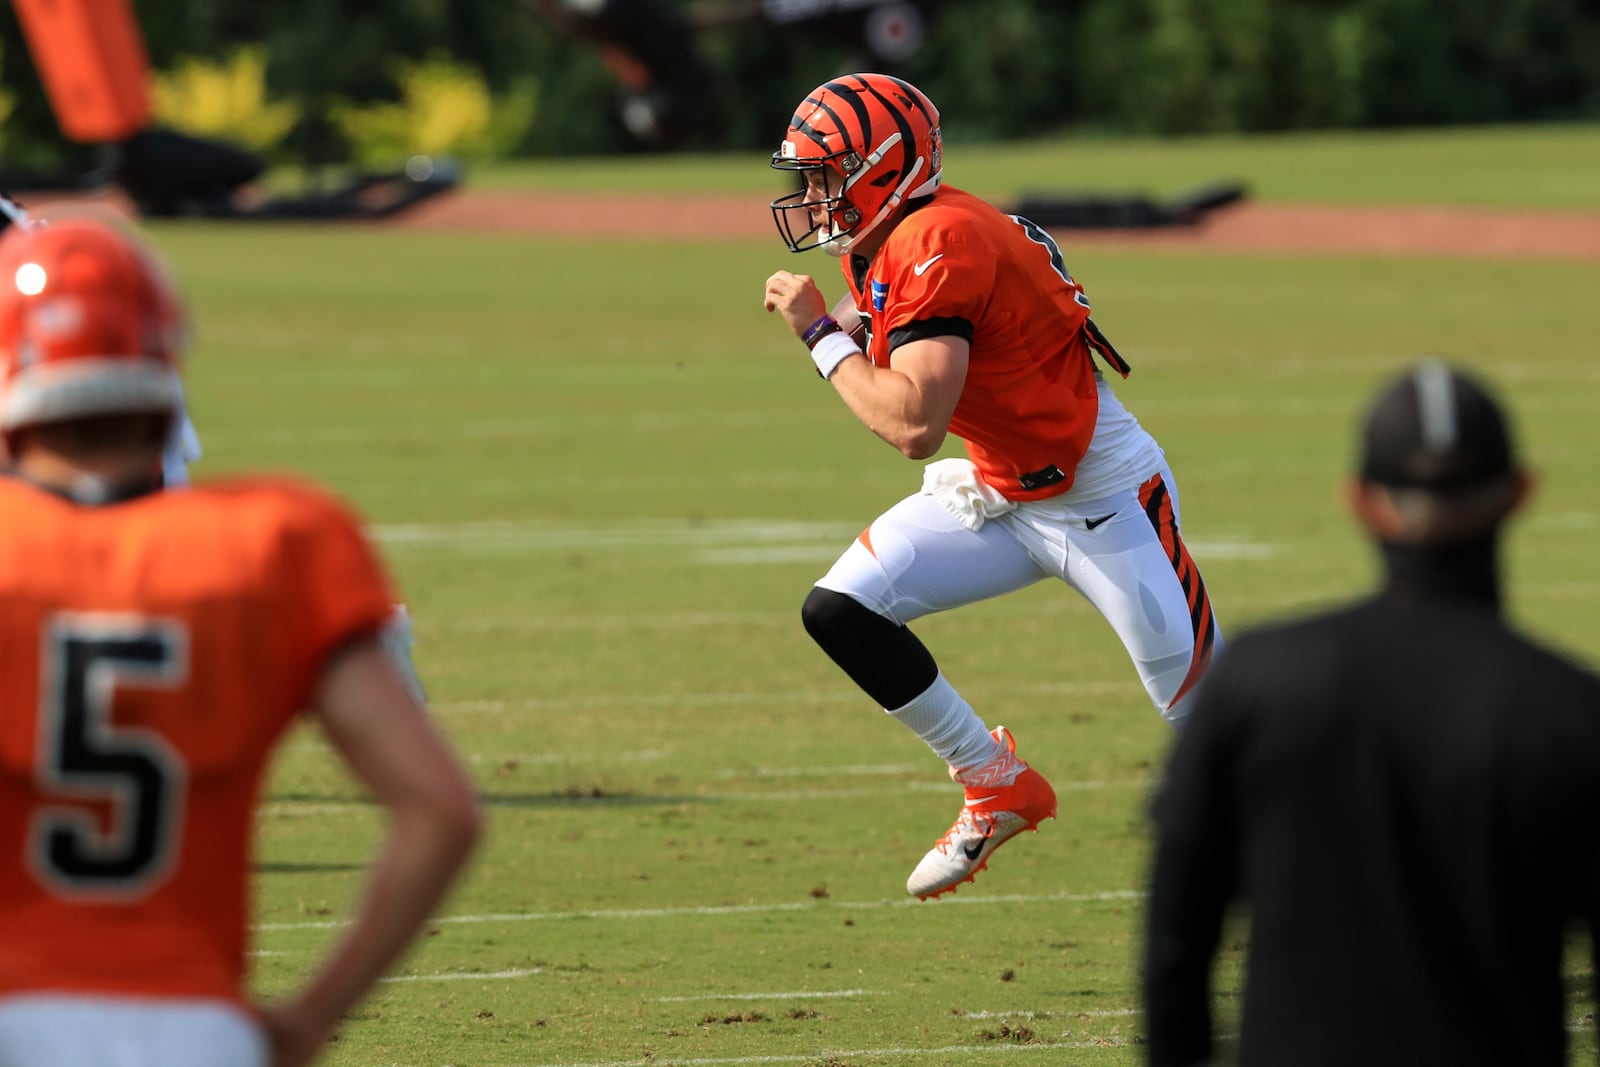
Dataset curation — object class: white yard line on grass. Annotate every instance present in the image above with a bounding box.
[442,611,794,633]
[432,691,864,715]
[255,888,1144,932]
[366,516,1273,565]
[953,1017,1145,1023]
[654,989,881,1002]
[352,512,1600,583]
[464,749,672,765]
[429,680,1137,717]
[216,411,837,448]
[372,519,860,551]
[260,803,375,818]
[260,773,1153,817]
[438,1040,1133,1067]
[714,763,922,779]
[380,968,543,983]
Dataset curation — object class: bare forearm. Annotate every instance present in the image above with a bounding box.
[764,271,962,457]
[830,292,865,344]
[828,355,948,459]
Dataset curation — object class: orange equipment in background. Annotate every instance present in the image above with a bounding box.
[12,0,151,143]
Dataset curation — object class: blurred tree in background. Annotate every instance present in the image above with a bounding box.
[0,0,1595,169]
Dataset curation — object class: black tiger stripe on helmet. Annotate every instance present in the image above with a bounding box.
[769,73,943,254]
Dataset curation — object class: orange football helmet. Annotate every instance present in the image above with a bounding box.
[770,72,942,255]
[0,216,184,434]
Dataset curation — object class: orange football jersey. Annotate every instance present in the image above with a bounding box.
[0,476,395,1002]
[842,186,1125,501]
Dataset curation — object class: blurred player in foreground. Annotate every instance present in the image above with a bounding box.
[0,192,201,489]
[0,192,427,703]
[0,216,481,1067]
[762,73,1222,900]
[1143,362,1600,1067]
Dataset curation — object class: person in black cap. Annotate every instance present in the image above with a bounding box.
[1141,360,1600,1066]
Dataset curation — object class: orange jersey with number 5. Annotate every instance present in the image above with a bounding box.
[0,476,395,1002]
[842,186,1120,501]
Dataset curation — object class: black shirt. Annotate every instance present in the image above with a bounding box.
[1144,543,1600,1066]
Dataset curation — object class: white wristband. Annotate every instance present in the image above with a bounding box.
[809,330,861,380]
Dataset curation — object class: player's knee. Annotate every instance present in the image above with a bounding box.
[801,586,848,647]
[801,586,876,652]
[1135,648,1197,722]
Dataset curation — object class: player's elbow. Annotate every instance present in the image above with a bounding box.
[441,783,486,859]
[867,409,946,458]
[409,770,485,864]
[899,426,948,460]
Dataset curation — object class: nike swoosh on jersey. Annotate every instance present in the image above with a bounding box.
[912,254,944,276]
[1084,512,1117,530]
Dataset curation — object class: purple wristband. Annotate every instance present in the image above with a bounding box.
[801,314,838,347]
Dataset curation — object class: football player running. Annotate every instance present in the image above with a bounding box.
[0,217,481,1066]
[763,73,1223,900]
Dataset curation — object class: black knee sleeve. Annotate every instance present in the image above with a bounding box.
[800,587,938,709]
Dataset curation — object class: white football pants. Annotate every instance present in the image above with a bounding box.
[816,463,1222,726]
[0,995,267,1067]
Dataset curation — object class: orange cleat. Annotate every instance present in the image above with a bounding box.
[906,726,1057,900]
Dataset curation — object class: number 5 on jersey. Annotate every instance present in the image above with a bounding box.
[29,615,188,898]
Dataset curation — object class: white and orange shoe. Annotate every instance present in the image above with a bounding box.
[906,726,1057,900]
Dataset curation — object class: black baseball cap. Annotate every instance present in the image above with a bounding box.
[1359,361,1517,492]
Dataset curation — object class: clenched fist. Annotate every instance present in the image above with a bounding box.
[763,270,829,341]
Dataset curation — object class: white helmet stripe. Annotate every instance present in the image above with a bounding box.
[2,358,179,430]
[1414,359,1459,451]
[846,155,926,250]
[863,131,903,169]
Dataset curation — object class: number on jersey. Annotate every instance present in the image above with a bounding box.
[29,615,188,898]
[1009,213,1092,310]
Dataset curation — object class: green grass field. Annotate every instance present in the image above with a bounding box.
[473,121,1600,209]
[153,125,1600,1066]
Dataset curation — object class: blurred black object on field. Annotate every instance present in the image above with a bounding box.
[117,129,458,220]
[1010,182,1250,229]
[0,126,458,222]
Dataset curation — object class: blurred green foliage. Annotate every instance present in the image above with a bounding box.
[151,48,300,159]
[0,0,1595,167]
[328,56,537,166]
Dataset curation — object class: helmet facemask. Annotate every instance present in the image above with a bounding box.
[770,151,864,256]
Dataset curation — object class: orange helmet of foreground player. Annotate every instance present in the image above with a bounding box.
[0,216,184,434]
[770,72,942,255]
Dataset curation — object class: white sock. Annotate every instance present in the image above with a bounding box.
[886,673,999,771]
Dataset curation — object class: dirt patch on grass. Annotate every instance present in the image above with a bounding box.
[19,185,1600,260]
[396,190,1600,260]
